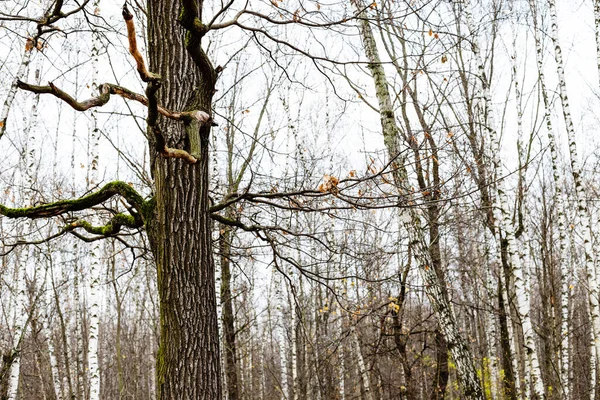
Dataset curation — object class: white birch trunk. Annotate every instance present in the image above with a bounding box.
[215,246,227,397]
[6,248,30,400]
[592,335,597,400]
[528,1,572,396]
[352,1,484,397]
[278,273,289,399]
[595,0,600,92]
[29,55,63,400]
[547,3,600,398]
[6,50,40,399]
[483,253,498,400]
[462,0,545,397]
[350,325,374,400]
[289,285,299,400]
[44,253,64,400]
[0,40,32,138]
[338,306,346,400]
[87,4,102,397]
[260,328,267,399]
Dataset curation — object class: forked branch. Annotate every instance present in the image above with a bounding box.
[124,2,204,164]
[16,4,214,166]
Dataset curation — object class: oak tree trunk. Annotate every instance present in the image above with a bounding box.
[144,2,221,399]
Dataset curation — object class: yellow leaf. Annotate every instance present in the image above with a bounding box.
[428,28,433,37]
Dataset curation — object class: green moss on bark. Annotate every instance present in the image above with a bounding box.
[0,181,145,219]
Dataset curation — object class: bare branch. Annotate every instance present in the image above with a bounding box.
[122,3,158,82]
[208,8,362,31]
[121,3,203,164]
[0,0,91,138]
[17,80,111,111]
[16,81,217,126]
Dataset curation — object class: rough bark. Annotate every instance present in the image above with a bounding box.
[144,1,221,399]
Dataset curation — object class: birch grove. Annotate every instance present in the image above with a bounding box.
[2,0,600,399]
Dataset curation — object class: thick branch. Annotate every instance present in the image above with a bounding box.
[17,80,215,125]
[179,1,216,85]
[146,78,198,164]
[179,0,208,36]
[0,181,144,219]
[69,213,142,235]
[208,8,363,31]
[121,3,202,164]
[17,80,111,111]
[122,3,158,82]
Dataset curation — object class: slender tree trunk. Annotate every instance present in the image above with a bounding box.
[220,223,239,400]
[277,273,289,399]
[5,49,40,399]
[595,0,600,91]
[6,237,29,400]
[497,244,519,400]
[290,286,299,400]
[87,4,102,395]
[547,3,600,398]
[528,1,572,397]
[432,330,449,400]
[462,0,545,397]
[0,40,32,138]
[43,257,63,400]
[352,1,484,398]
[338,304,346,400]
[350,325,374,400]
[110,247,125,399]
[70,54,84,399]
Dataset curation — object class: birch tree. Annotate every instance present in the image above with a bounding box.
[351,1,484,397]
[547,3,600,397]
